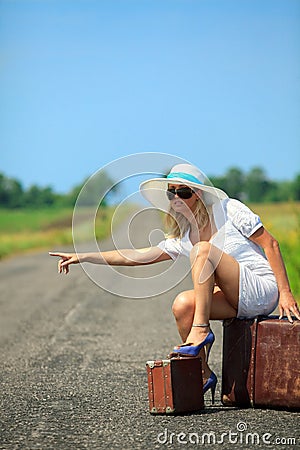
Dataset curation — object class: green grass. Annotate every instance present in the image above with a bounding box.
[0,207,73,233]
[249,202,300,301]
[0,204,138,260]
[0,206,116,259]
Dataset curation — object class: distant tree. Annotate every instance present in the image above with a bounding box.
[292,174,300,201]
[9,179,24,207]
[244,167,272,202]
[260,180,279,202]
[65,170,118,207]
[208,174,228,196]
[0,174,10,206]
[37,186,56,206]
[223,167,245,200]
[209,167,245,200]
[0,173,8,205]
[0,173,24,208]
[0,168,298,209]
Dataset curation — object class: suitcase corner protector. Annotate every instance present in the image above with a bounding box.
[166,406,175,414]
[146,359,170,369]
[146,361,155,369]
[150,406,175,414]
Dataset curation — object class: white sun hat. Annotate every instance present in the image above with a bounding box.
[139,163,228,212]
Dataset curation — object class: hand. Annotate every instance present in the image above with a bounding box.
[278,290,300,323]
[49,252,80,274]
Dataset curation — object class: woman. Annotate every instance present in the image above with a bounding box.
[50,163,300,403]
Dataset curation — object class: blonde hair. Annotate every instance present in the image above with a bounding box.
[164,197,210,238]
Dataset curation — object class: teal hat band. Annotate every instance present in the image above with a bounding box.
[167,172,203,185]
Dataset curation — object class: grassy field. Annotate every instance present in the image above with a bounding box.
[249,202,300,301]
[0,206,122,260]
[0,202,299,300]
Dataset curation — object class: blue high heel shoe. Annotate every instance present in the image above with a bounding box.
[203,371,218,404]
[171,326,215,362]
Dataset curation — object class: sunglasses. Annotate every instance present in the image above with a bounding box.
[166,187,195,200]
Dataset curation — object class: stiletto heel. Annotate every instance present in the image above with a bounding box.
[203,339,214,362]
[211,384,216,404]
[203,371,217,404]
[171,327,215,362]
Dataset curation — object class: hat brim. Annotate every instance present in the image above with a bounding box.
[139,176,227,212]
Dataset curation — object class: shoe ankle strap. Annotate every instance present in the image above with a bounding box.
[192,323,210,327]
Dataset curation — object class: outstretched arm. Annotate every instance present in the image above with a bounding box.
[250,226,300,322]
[49,246,171,274]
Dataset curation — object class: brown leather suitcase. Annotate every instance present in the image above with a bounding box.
[222,316,300,409]
[146,357,204,414]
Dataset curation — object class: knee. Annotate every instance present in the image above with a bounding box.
[190,241,211,265]
[172,291,194,320]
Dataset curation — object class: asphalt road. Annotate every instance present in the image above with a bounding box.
[0,209,299,450]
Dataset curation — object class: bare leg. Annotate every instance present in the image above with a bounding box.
[172,287,237,380]
[172,242,239,381]
[186,242,239,346]
[172,288,237,340]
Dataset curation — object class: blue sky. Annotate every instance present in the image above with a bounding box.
[1,0,299,194]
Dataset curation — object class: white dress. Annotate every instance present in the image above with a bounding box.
[157,198,279,319]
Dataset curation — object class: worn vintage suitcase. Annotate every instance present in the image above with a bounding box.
[222,316,300,409]
[146,357,204,414]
